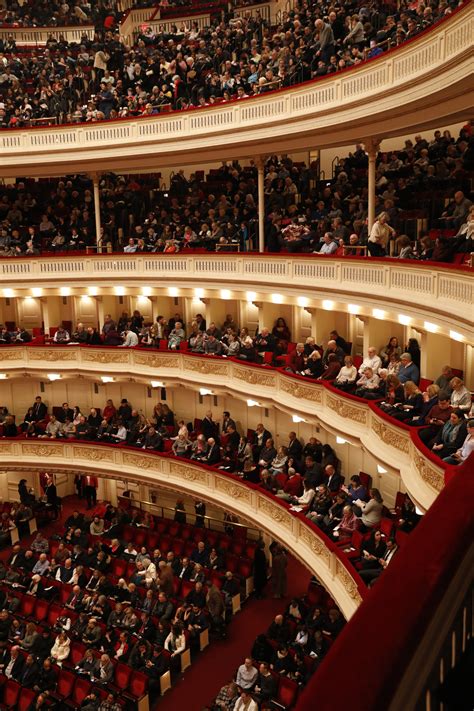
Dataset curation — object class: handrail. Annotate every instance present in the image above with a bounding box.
[120,497,260,535]
[0,344,448,510]
[0,437,367,618]
[0,253,471,337]
[0,2,471,173]
[295,454,474,711]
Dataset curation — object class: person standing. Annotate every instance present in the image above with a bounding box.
[83,476,98,509]
[253,540,268,599]
[271,545,287,599]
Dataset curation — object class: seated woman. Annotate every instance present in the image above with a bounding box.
[379,336,401,367]
[168,322,185,350]
[378,374,405,412]
[302,349,324,378]
[354,488,383,531]
[449,377,472,413]
[172,433,191,457]
[404,383,440,426]
[389,380,424,422]
[364,368,389,400]
[269,446,288,475]
[431,410,468,459]
[332,355,357,391]
[359,529,387,569]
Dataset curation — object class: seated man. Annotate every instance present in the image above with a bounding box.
[355,367,380,397]
[443,419,474,464]
[358,538,398,587]
[398,352,420,384]
[235,657,258,691]
[358,346,382,375]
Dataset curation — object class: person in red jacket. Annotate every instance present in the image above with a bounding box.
[275,468,303,499]
[287,343,305,373]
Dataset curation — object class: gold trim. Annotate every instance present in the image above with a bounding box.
[372,419,410,453]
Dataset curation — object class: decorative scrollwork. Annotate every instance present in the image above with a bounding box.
[0,349,23,360]
[169,461,208,484]
[257,497,293,529]
[371,419,409,453]
[23,443,60,458]
[73,446,114,463]
[233,366,275,387]
[335,560,363,603]
[326,395,367,424]
[280,377,322,403]
[215,477,253,503]
[134,353,179,369]
[413,451,444,492]
[28,349,78,362]
[122,452,157,470]
[298,524,331,565]
[82,351,129,364]
[184,358,229,376]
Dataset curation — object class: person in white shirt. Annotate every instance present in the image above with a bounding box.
[355,368,380,397]
[123,238,137,253]
[119,330,139,347]
[358,346,382,375]
[233,691,258,711]
[318,232,338,254]
[278,480,315,507]
[334,355,358,391]
[368,211,395,256]
[236,658,258,690]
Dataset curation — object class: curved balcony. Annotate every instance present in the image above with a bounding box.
[0,437,365,619]
[0,3,472,176]
[0,344,448,510]
[1,253,472,338]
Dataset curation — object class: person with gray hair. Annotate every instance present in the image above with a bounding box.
[398,352,420,384]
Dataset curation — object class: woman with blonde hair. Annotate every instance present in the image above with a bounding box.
[50,631,71,663]
[390,380,424,422]
[368,211,396,256]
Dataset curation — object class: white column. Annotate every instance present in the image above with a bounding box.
[365,138,381,234]
[96,296,105,332]
[40,297,50,337]
[91,172,102,252]
[256,157,266,253]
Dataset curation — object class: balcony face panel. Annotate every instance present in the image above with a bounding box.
[0,3,472,175]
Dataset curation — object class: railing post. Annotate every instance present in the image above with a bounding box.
[256,156,266,253]
[365,137,381,234]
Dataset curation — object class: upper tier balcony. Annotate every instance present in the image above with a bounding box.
[0,2,472,176]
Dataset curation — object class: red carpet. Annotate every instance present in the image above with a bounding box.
[155,555,311,711]
[5,495,311,711]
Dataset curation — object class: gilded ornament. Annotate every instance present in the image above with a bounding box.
[280,377,322,403]
[185,358,229,376]
[258,497,293,528]
[73,446,114,462]
[233,366,275,387]
[326,395,367,424]
[299,524,331,565]
[413,451,444,492]
[335,560,363,603]
[169,461,208,484]
[215,477,252,503]
[122,452,157,470]
[28,349,77,362]
[371,419,409,453]
[134,353,179,369]
[0,349,23,360]
[23,443,59,457]
[82,351,129,364]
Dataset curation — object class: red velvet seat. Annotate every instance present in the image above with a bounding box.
[0,679,21,709]
[17,688,35,711]
[34,597,50,623]
[68,677,91,707]
[54,668,76,700]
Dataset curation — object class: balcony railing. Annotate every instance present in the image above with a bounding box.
[0,437,366,619]
[1,254,472,335]
[0,2,471,173]
[0,344,448,510]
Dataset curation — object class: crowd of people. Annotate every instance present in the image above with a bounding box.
[0,129,472,259]
[0,0,464,127]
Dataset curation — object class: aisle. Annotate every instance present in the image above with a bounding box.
[155,555,311,711]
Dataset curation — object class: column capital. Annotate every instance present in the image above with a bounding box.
[254,155,267,170]
[363,137,382,156]
[90,171,102,182]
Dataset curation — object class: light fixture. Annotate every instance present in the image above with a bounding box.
[246,291,257,302]
[424,321,438,333]
[101,376,114,383]
[415,506,425,516]
[3,289,14,298]
[297,296,309,307]
[81,294,91,301]
[322,300,334,310]
[150,380,164,388]
[47,374,61,381]
[88,286,99,296]
[336,436,347,444]
[168,287,179,297]
[398,314,411,326]
[141,287,152,297]
[377,465,388,474]
[199,388,213,396]
[59,287,70,297]
[194,288,204,299]
[348,303,360,314]
[372,308,385,319]
[450,330,464,342]
[0,374,7,380]
[114,286,125,296]
[24,296,34,302]
[220,289,231,300]
[247,399,261,407]
[31,288,43,297]
[271,293,283,304]
[292,415,305,423]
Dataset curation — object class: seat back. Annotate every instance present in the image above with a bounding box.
[17,687,36,711]
[71,677,92,705]
[57,668,76,698]
[114,661,132,689]
[2,679,21,707]
[129,670,148,698]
